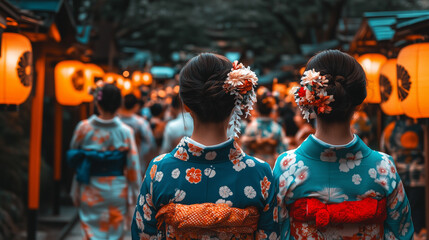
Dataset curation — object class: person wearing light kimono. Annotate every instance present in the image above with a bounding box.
[132,53,278,239]
[242,87,288,168]
[69,84,141,239]
[274,50,414,240]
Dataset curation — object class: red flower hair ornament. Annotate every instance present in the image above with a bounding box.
[223,61,258,137]
[294,69,335,121]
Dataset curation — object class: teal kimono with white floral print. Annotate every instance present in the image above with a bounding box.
[273,134,414,240]
[131,137,279,240]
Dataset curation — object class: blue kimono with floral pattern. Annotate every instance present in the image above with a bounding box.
[273,134,414,240]
[131,137,279,240]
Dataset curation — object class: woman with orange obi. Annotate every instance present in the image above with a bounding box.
[274,50,413,239]
[69,84,141,239]
[132,53,278,239]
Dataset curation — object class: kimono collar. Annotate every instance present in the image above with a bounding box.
[89,115,122,128]
[170,137,242,163]
[296,134,373,162]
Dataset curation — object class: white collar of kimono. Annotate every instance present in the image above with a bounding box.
[93,115,119,123]
[311,134,357,148]
[185,136,234,149]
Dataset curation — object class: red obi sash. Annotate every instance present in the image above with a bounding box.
[289,198,387,228]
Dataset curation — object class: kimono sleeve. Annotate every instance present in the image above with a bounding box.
[131,162,159,240]
[255,166,280,240]
[273,151,295,240]
[70,120,91,149]
[384,173,414,239]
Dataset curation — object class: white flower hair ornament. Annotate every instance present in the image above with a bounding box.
[294,69,335,121]
[223,61,258,137]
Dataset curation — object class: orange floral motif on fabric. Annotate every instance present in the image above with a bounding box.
[185,168,202,184]
[260,176,271,200]
[150,165,157,180]
[174,147,189,161]
[155,203,260,239]
[97,176,116,186]
[188,143,204,156]
[81,186,104,207]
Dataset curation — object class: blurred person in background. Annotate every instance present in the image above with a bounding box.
[160,94,193,153]
[279,104,299,149]
[118,93,156,174]
[294,107,315,146]
[149,101,166,148]
[68,84,141,239]
[242,87,287,167]
[351,109,373,145]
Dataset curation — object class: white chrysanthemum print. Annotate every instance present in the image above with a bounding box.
[215,199,233,207]
[135,211,144,230]
[232,161,246,172]
[171,168,180,179]
[219,186,233,198]
[390,210,400,220]
[392,181,396,189]
[174,189,186,202]
[204,168,216,178]
[385,231,396,240]
[145,193,154,207]
[205,151,217,160]
[269,232,278,240]
[368,168,377,179]
[339,152,362,172]
[139,194,145,206]
[244,186,257,199]
[245,159,255,167]
[400,222,410,236]
[320,149,337,162]
[352,174,362,185]
[155,171,164,182]
[143,204,152,221]
[375,177,389,190]
[280,152,297,170]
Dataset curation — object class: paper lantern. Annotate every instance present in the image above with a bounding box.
[141,72,153,86]
[122,79,133,96]
[55,60,86,106]
[379,59,404,116]
[132,71,142,86]
[357,53,387,103]
[0,33,33,105]
[83,64,104,102]
[397,43,429,118]
[104,72,121,84]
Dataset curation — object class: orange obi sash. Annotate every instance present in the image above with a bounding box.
[289,198,387,228]
[155,203,260,239]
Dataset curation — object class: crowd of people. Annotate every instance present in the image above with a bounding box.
[68,50,424,240]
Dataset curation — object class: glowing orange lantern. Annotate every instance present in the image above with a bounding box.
[357,53,387,103]
[55,60,86,106]
[141,72,153,86]
[397,43,429,118]
[132,71,142,86]
[83,64,104,102]
[0,33,33,105]
[122,79,133,96]
[104,72,121,84]
[379,59,404,116]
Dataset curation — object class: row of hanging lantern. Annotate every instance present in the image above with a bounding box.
[356,42,429,119]
[54,61,152,106]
